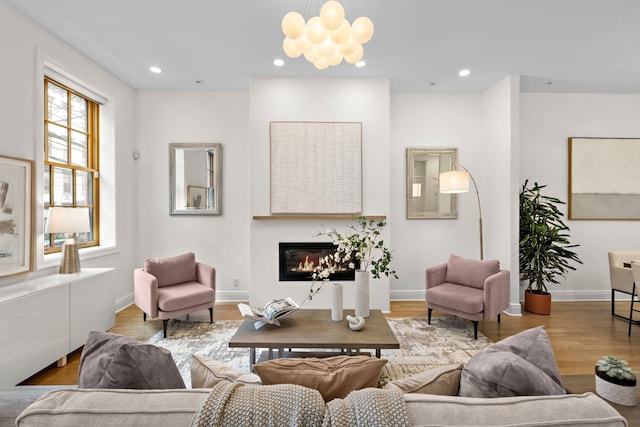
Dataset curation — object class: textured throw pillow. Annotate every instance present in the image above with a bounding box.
[253,355,387,402]
[383,364,463,395]
[459,326,565,397]
[78,331,185,389]
[445,254,500,289]
[144,252,197,287]
[191,354,261,388]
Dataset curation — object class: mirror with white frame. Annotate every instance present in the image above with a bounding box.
[169,142,222,215]
[406,147,457,219]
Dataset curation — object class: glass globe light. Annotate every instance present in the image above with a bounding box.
[351,16,374,44]
[330,20,351,44]
[338,39,358,57]
[283,37,301,58]
[320,1,345,31]
[304,49,321,64]
[282,12,306,39]
[327,51,344,66]
[313,57,330,70]
[316,38,337,58]
[344,43,364,64]
[306,16,327,44]
[294,34,313,54]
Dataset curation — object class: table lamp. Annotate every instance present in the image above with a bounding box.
[45,207,90,274]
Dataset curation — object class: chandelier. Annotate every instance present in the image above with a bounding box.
[281,0,374,70]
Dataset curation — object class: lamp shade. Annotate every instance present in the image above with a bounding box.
[45,207,90,233]
[439,170,470,193]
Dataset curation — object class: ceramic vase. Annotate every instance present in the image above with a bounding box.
[331,283,343,321]
[355,270,370,318]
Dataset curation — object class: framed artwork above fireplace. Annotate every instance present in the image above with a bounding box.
[279,242,356,281]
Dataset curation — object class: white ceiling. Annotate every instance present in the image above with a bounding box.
[8,0,640,93]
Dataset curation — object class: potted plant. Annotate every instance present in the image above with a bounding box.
[317,217,397,317]
[595,356,637,406]
[519,181,582,314]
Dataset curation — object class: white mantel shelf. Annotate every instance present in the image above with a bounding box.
[252,215,386,221]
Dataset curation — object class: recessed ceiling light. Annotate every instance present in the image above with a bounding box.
[355,60,366,68]
[149,66,162,74]
[458,69,471,77]
[273,59,285,67]
[195,79,205,85]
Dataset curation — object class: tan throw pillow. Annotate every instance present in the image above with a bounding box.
[382,364,463,395]
[191,354,261,388]
[253,355,387,402]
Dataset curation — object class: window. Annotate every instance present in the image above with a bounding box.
[44,77,99,253]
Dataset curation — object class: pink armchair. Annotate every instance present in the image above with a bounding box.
[425,254,510,339]
[134,252,216,338]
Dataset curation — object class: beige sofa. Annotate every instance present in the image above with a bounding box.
[15,387,627,427]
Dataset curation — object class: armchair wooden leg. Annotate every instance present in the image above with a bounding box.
[208,307,213,324]
[163,319,169,338]
[497,313,501,323]
[143,312,146,322]
[427,308,433,325]
[472,321,478,340]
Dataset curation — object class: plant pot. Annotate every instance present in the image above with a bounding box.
[524,289,551,315]
[595,370,637,407]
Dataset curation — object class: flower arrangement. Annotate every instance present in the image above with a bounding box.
[317,217,397,279]
[304,255,336,303]
[596,356,637,386]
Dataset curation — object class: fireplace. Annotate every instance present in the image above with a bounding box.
[279,242,356,281]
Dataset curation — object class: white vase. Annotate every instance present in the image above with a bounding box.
[331,283,343,321]
[354,270,370,318]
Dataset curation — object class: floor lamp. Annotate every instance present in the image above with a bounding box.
[439,165,484,260]
[45,207,90,274]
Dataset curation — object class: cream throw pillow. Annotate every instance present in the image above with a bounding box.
[383,364,463,395]
[190,354,261,388]
[253,355,387,402]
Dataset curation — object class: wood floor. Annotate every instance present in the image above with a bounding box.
[21,300,640,385]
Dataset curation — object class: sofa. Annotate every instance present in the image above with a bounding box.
[12,386,628,426]
[12,327,630,426]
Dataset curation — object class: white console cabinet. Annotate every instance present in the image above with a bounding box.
[0,268,114,387]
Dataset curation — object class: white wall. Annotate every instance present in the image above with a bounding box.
[135,91,251,301]
[0,0,138,310]
[390,93,483,300]
[481,76,521,315]
[249,77,391,311]
[520,93,640,300]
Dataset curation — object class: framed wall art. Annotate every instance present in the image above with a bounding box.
[568,137,640,220]
[0,155,34,277]
[270,121,362,214]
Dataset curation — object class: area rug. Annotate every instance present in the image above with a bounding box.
[146,316,492,387]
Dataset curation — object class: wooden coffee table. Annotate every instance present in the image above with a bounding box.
[228,309,400,366]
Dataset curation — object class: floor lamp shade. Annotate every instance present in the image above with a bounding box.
[45,207,90,274]
[439,170,470,194]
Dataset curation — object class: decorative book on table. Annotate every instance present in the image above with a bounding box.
[237,297,300,329]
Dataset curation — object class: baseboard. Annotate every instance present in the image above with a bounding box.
[215,290,250,302]
[115,293,134,312]
[390,290,424,301]
[114,288,617,312]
